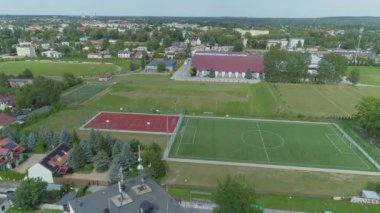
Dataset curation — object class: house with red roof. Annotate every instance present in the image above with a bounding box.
[0,113,16,129]
[0,138,25,170]
[28,143,71,183]
[191,53,265,79]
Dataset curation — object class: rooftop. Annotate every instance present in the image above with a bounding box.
[39,143,70,173]
[191,54,264,73]
[69,175,189,213]
[0,113,16,127]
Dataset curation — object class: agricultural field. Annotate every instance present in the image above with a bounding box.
[61,82,111,105]
[169,116,377,171]
[0,60,119,77]
[350,66,380,86]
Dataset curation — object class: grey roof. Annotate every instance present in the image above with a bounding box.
[69,175,189,213]
[362,190,380,199]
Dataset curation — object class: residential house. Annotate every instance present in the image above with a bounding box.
[42,50,63,58]
[0,138,25,170]
[133,46,148,52]
[118,50,131,59]
[288,38,305,49]
[41,43,51,50]
[61,41,70,46]
[98,73,113,81]
[133,50,143,59]
[0,113,15,129]
[88,51,111,59]
[144,60,177,72]
[267,39,289,49]
[211,45,234,52]
[0,197,10,213]
[68,175,189,213]
[8,79,33,88]
[308,54,322,75]
[28,143,71,183]
[16,43,36,58]
[0,96,14,111]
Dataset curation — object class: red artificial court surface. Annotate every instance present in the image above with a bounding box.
[84,112,180,134]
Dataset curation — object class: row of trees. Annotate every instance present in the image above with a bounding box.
[264,48,350,84]
[356,97,380,146]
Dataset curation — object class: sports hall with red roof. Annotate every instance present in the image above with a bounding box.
[191,54,265,79]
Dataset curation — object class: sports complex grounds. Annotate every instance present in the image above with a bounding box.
[82,112,380,173]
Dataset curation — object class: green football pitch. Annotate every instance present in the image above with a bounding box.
[169,116,378,171]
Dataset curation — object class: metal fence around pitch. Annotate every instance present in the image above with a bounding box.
[163,113,185,160]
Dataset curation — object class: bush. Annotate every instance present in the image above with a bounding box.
[0,171,26,181]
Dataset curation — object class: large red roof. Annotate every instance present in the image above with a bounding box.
[0,113,15,127]
[191,55,264,73]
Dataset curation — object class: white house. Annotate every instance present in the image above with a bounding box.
[288,38,305,49]
[61,41,70,46]
[41,43,50,50]
[42,50,63,58]
[118,50,131,59]
[16,44,36,58]
[267,39,288,49]
[28,143,71,183]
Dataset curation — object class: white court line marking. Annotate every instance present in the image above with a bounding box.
[325,134,352,155]
[256,122,270,162]
[175,118,189,156]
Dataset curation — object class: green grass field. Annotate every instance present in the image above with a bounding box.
[61,82,111,105]
[169,116,376,171]
[0,61,118,77]
[349,66,380,86]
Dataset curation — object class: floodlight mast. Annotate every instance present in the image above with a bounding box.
[355,27,364,64]
[137,145,144,184]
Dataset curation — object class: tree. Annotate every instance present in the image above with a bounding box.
[59,128,73,146]
[142,143,167,180]
[18,69,34,79]
[349,68,360,85]
[157,63,166,72]
[208,68,216,78]
[356,97,380,144]
[27,133,37,151]
[12,178,47,210]
[130,62,136,71]
[233,40,244,52]
[141,58,146,69]
[245,69,253,79]
[79,140,94,163]
[214,176,258,213]
[71,146,86,169]
[190,67,197,77]
[93,150,110,172]
[317,53,348,83]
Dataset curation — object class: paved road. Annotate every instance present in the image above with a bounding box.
[166,158,380,176]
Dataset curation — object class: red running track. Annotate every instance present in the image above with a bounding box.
[84,112,180,134]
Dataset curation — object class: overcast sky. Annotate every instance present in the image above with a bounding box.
[0,0,379,18]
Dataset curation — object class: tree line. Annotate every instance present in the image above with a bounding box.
[264,48,359,84]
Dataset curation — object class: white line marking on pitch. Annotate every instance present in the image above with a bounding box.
[256,122,270,162]
[175,118,189,156]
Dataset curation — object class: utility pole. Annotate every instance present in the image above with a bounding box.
[355,27,364,64]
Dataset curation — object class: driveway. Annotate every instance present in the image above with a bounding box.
[14,154,46,173]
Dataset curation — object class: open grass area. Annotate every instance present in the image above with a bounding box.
[61,82,111,105]
[170,116,376,171]
[350,66,380,86]
[0,60,118,77]
[168,188,380,213]
[275,83,380,117]
[165,161,380,196]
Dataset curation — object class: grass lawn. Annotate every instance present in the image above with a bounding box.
[350,66,380,86]
[168,188,380,213]
[275,83,380,117]
[165,161,380,196]
[170,116,376,171]
[257,195,380,213]
[61,82,111,105]
[0,60,118,77]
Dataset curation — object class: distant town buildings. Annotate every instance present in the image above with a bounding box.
[234,28,270,37]
[144,60,177,72]
[8,79,33,88]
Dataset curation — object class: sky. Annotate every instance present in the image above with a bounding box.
[0,0,379,18]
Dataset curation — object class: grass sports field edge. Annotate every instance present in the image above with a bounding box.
[165,115,380,174]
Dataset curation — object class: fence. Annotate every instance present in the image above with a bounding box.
[163,113,185,159]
